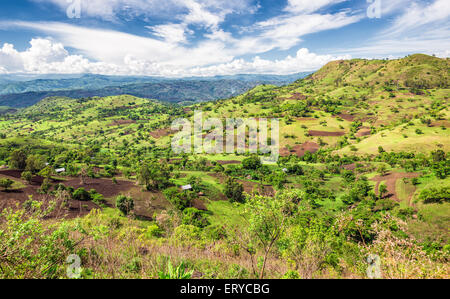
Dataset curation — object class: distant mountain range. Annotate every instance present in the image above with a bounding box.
[0,73,311,108]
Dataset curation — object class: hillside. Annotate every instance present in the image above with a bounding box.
[0,54,448,279]
[0,73,311,108]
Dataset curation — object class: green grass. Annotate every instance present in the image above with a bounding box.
[206,200,246,228]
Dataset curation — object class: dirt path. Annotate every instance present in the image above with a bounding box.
[371,172,420,203]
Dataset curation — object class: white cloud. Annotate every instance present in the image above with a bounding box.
[188,48,352,76]
[0,37,347,76]
[382,0,450,37]
[284,0,347,14]
[0,38,119,74]
[249,12,363,52]
[332,0,450,58]
[148,23,189,44]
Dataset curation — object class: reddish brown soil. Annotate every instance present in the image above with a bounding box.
[149,128,175,139]
[289,93,307,100]
[356,127,372,137]
[0,170,136,219]
[342,163,357,171]
[108,119,136,127]
[335,113,355,121]
[63,178,135,198]
[431,120,450,128]
[308,130,346,137]
[280,142,320,157]
[0,187,100,219]
[192,198,208,211]
[217,160,241,165]
[371,172,420,202]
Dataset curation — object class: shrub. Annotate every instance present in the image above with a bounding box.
[163,187,193,211]
[143,224,163,238]
[21,171,33,184]
[182,208,209,228]
[242,155,262,170]
[158,260,193,279]
[0,178,14,191]
[419,187,450,204]
[224,177,245,203]
[72,188,92,201]
[287,164,304,175]
[116,195,134,215]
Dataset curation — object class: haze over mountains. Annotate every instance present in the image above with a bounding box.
[0,72,311,108]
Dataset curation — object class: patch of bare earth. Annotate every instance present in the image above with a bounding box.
[0,170,136,219]
[280,142,320,157]
[356,127,372,137]
[371,172,420,202]
[108,119,136,127]
[308,130,346,137]
[149,128,175,139]
[335,113,355,121]
[289,93,307,100]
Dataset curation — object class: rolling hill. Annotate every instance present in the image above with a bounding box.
[0,73,311,108]
[0,54,448,279]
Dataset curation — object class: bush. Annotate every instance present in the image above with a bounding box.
[182,208,209,228]
[242,155,262,170]
[173,225,202,241]
[287,164,304,175]
[0,178,14,191]
[163,187,193,211]
[116,195,134,215]
[72,188,92,201]
[204,225,227,241]
[89,189,105,205]
[143,224,163,238]
[21,171,33,184]
[224,177,245,203]
[419,187,450,204]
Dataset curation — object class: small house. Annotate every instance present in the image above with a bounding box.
[181,184,192,191]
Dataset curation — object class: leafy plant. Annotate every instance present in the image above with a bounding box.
[158,261,194,279]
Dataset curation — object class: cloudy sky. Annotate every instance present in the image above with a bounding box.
[0,0,448,76]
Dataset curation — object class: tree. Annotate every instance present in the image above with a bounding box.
[242,155,262,170]
[39,178,51,194]
[239,190,301,278]
[137,161,171,190]
[38,166,53,179]
[224,177,245,203]
[431,150,446,163]
[182,208,209,228]
[9,149,27,170]
[379,183,388,199]
[25,155,45,174]
[419,187,450,204]
[0,178,13,191]
[163,187,193,211]
[116,195,134,216]
[377,164,388,176]
[21,171,33,184]
[72,188,92,201]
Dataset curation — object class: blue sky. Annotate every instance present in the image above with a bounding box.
[0,0,448,76]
